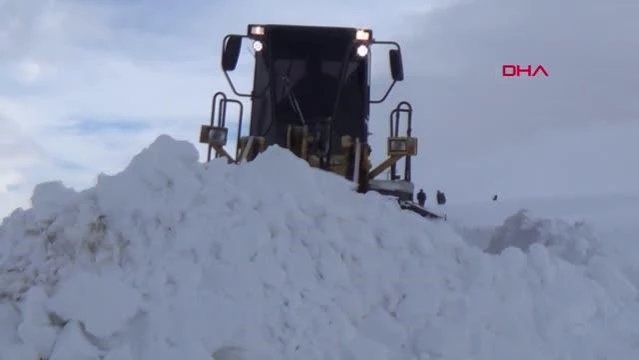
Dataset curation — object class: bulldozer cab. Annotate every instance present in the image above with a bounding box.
[239,25,376,157]
[255,26,367,151]
[199,24,445,220]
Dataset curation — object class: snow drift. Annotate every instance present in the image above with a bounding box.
[485,210,601,265]
[1,135,639,359]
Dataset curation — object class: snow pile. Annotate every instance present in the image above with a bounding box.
[485,210,603,265]
[1,135,639,359]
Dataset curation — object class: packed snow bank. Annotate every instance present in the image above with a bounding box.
[485,210,601,264]
[451,198,639,298]
[1,135,639,359]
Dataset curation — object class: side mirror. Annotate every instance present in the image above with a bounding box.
[222,35,243,71]
[389,49,404,82]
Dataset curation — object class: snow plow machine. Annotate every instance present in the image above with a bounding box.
[199,24,445,220]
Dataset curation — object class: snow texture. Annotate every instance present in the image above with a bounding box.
[1,134,639,359]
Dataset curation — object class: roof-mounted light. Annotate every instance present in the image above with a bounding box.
[356,44,369,57]
[250,25,265,36]
[355,29,371,41]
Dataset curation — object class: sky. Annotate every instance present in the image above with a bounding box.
[0,0,638,217]
[368,0,639,201]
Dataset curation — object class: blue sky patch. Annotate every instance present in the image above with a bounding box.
[63,117,151,135]
[6,183,22,193]
[55,159,87,171]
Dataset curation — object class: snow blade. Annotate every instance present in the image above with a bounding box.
[398,200,446,220]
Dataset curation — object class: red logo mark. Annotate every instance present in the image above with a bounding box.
[502,64,549,77]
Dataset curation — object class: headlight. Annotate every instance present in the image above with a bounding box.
[355,29,371,41]
[250,25,265,36]
[356,44,369,57]
[208,126,228,145]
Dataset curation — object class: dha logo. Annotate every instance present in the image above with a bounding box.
[502,64,549,77]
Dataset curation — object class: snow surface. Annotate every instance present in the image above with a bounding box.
[1,134,639,359]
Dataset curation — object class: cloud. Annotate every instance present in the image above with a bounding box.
[0,0,219,216]
[364,0,639,200]
[385,0,639,146]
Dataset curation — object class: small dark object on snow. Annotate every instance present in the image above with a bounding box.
[417,189,426,207]
[492,194,498,201]
[436,190,446,205]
